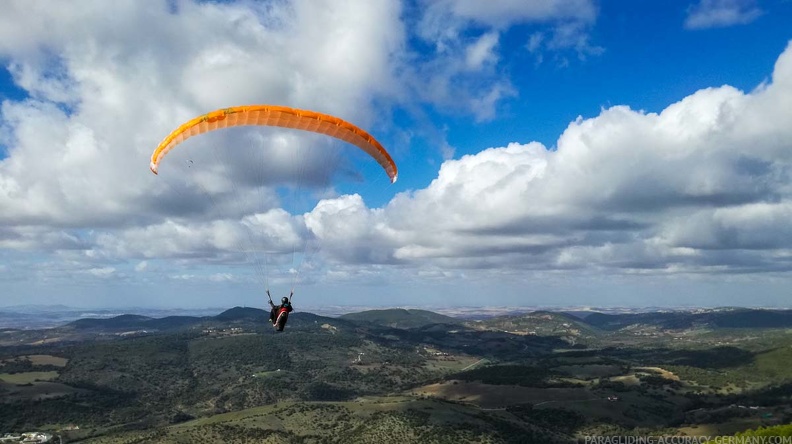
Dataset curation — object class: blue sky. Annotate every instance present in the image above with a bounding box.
[1,0,792,311]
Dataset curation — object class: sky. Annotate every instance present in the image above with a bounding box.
[1,0,792,310]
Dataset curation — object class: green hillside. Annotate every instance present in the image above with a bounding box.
[340,309,462,329]
[76,398,570,444]
[469,311,602,345]
[582,309,792,331]
[3,307,792,442]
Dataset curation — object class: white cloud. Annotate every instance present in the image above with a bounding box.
[0,1,404,243]
[465,32,499,71]
[685,0,763,29]
[94,209,305,261]
[209,273,235,283]
[546,21,604,60]
[0,0,419,299]
[307,41,792,276]
[527,33,544,54]
[0,226,87,251]
[662,203,792,251]
[168,272,240,283]
[85,267,115,277]
[406,0,598,120]
[417,0,595,36]
[305,194,396,264]
[0,1,790,307]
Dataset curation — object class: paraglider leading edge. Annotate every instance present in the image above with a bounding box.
[148,105,398,183]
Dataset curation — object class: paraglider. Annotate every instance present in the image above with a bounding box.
[267,291,293,332]
[150,105,398,182]
[150,105,397,332]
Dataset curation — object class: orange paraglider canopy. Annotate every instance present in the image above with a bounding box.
[150,105,398,183]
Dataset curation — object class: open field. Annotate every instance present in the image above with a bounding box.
[409,381,596,408]
[252,369,288,378]
[0,354,68,367]
[78,397,553,444]
[422,355,481,373]
[555,364,623,379]
[678,419,778,437]
[634,366,680,381]
[171,397,421,430]
[0,380,82,402]
[0,371,59,384]
[610,374,641,385]
[27,354,69,367]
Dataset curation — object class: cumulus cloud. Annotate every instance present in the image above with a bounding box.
[308,41,792,276]
[1,1,791,305]
[94,209,306,261]
[0,0,416,293]
[684,0,763,29]
[0,0,404,226]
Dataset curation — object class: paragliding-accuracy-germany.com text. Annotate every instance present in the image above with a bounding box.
[581,436,792,444]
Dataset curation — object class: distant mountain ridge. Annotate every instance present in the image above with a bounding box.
[68,313,208,331]
[64,307,268,331]
[214,306,269,322]
[469,310,601,340]
[582,308,792,330]
[0,305,228,330]
[60,307,347,333]
[22,306,792,336]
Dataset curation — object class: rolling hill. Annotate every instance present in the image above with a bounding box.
[3,306,792,442]
[581,308,792,331]
[339,308,463,329]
